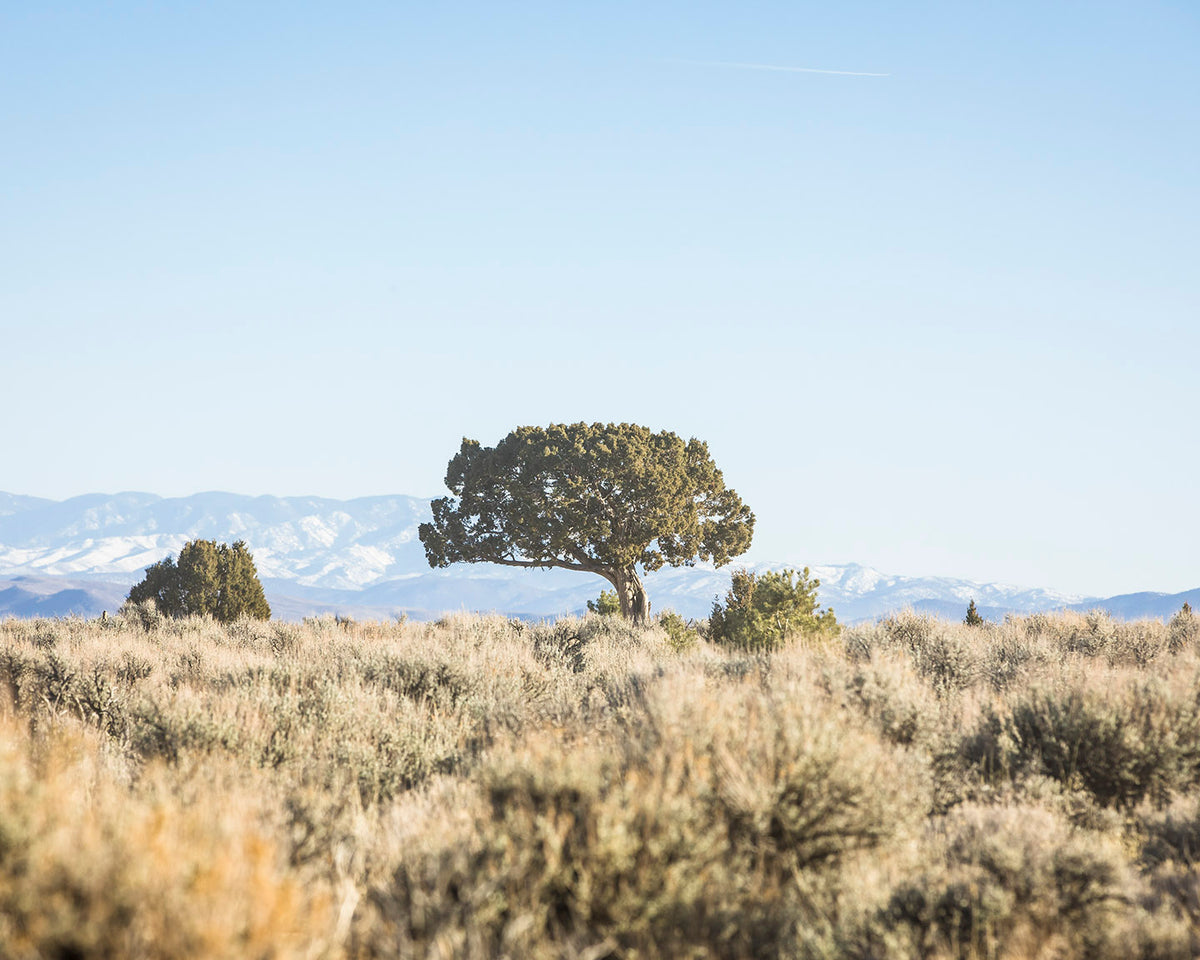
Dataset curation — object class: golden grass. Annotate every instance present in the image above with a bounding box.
[0,604,1197,958]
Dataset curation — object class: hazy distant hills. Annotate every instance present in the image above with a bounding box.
[0,575,129,620]
[0,492,1194,622]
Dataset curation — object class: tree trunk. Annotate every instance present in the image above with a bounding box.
[611,568,651,625]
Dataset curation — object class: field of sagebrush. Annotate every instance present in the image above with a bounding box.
[2,603,1199,959]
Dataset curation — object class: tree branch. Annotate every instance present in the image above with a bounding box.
[474,554,599,574]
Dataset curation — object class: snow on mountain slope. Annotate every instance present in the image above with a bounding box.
[0,492,429,589]
[631,561,1087,622]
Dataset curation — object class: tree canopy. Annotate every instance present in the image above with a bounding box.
[418,422,755,623]
[127,539,271,621]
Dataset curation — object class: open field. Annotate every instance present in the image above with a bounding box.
[2,605,1199,959]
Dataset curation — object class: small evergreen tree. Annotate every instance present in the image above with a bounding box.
[128,539,270,621]
[130,556,182,617]
[587,590,621,617]
[709,567,837,651]
[964,599,984,626]
[1169,601,1197,652]
[657,610,698,652]
[215,540,271,621]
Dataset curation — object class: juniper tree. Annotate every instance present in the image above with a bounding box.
[708,567,837,650]
[587,590,621,616]
[128,539,270,621]
[419,422,755,624]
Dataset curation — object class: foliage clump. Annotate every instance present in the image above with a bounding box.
[709,566,837,650]
[657,610,698,652]
[965,674,1200,809]
[587,589,621,616]
[127,539,270,622]
[1168,601,1198,653]
[419,422,754,623]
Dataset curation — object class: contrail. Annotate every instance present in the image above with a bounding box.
[670,59,889,78]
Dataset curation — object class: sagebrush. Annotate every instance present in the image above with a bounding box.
[1,605,1198,958]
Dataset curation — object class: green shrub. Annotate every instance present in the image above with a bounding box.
[1108,620,1171,666]
[1168,603,1198,653]
[1068,610,1121,656]
[587,589,621,616]
[709,567,837,651]
[657,610,697,652]
[575,611,644,648]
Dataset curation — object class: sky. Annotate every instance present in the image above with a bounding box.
[2,1,1197,597]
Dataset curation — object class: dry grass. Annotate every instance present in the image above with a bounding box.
[1,604,1198,958]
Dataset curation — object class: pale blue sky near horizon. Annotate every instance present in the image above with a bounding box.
[2,2,1197,597]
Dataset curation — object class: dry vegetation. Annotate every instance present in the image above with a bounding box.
[2,602,1199,958]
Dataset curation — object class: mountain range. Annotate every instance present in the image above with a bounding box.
[0,492,1195,623]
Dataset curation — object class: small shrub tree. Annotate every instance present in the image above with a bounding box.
[709,567,837,651]
[587,590,621,617]
[1168,601,1198,653]
[127,540,271,622]
[964,598,984,626]
[657,610,698,652]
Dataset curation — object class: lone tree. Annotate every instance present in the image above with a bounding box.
[964,598,984,626]
[127,539,271,621]
[419,422,755,623]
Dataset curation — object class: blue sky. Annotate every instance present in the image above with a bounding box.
[3,1,1197,596]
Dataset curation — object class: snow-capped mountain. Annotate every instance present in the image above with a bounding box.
[0,492,1194,622]
[0,491,429,589]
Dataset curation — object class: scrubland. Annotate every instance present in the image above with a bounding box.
[2,602,1199,959]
